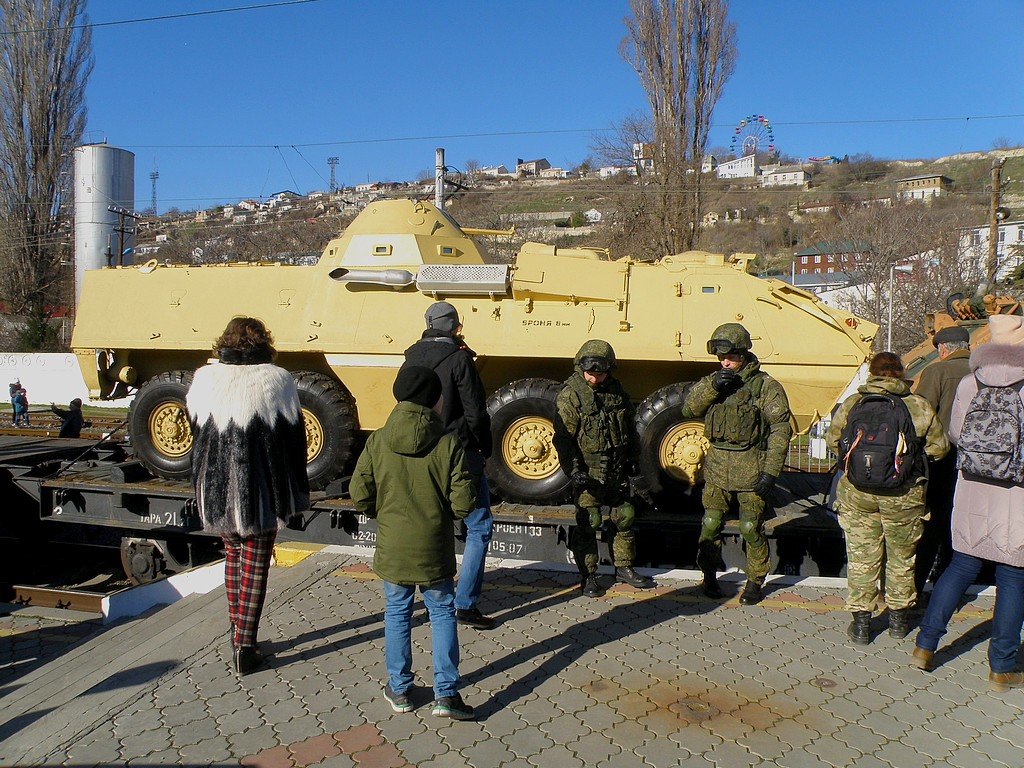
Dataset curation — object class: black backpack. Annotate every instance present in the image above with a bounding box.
[839,393,921,491]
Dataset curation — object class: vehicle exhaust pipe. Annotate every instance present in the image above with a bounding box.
[329,267,415,288]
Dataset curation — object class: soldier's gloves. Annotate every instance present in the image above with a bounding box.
[711,369,740,393]
[571,470,591,490]
[752,473,777,500]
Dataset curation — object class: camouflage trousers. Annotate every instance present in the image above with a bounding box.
[571,484,636,575]
[836,477,927,612]
[698,485,769,584]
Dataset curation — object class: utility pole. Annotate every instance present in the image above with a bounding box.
[434,147,445,209]
[149,170,159,215]
[986,158,1004,283]
[327,156,339,193]
[107,205,142,267]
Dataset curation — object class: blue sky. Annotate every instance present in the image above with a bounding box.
[83,0,1024,213]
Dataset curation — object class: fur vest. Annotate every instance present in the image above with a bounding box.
[187,357,309,538]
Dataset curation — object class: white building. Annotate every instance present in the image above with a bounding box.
[762,165,810,188]
[716,155,757,179]
[477,164,510,178]
[598,166,636,179]
[701,155,717,174]
[959,219,1024,281]
[896,174,953,201]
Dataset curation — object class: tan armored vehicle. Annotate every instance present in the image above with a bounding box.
[72,199,877,506]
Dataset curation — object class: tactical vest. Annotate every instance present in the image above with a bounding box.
[566,375,632,456]
[706,373,767,451]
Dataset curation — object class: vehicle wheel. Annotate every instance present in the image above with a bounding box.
[119,538,168,585]
[293,372,358,490]
[636,382,707,509]
[487,378,572,505]
[129,370,195,480]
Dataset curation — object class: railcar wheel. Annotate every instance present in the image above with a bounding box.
[292,372,358,490]
[119,538,168,585]
[129,371,195,480]
[487,378,572,505]
[636,382,707,509]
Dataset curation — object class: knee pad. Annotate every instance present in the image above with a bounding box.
[611,502,636,530]
[739,518,760,542]
[701,510,725,532]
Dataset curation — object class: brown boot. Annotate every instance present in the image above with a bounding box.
[989,671,1024,692]
[911,646,934,671]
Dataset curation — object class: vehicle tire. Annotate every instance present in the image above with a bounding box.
[129,370,195,480]
[293,371,358,490]
[487,378,572,505]
[636,382,707,510]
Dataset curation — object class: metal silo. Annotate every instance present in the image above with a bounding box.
[73,143,135,305]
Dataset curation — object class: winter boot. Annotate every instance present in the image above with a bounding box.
[888,609,912,639]
[701,571,722,599]
[581,574,604,598]
[847,611,872,645]
[739,580,765,605]
[616,566,656,589]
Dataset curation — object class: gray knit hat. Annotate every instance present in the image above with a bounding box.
[424,301,460,334]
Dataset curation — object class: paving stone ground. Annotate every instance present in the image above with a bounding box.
[1,552,1022,767]
[0,605,101,688]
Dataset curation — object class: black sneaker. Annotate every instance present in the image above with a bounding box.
[456,607,496,630]
[432,693,474,720]
[383,684,413,714]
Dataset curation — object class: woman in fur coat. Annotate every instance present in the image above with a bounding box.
[187,317,309,675]
[913,314,1024,691]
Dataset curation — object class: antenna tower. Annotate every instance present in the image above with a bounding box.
[327,156,339,193]
[149,170,159,215]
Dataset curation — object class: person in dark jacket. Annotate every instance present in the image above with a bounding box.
[13,388,29,427]
[912,324,971,598]
[402,301,495,629]
[8,379,19,424]
[51,398,92,438]
[350,365,477,720]
[187,317,309,675]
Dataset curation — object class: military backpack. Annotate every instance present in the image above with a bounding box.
[839,393,921,491]
[956,376,1024,483]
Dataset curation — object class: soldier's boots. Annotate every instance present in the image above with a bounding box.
[888,609,913,639]
[739,580,765,606]
[616,566,655,589]
[701,571,723,599]
[581,575,604,598]
[847,611,872,645]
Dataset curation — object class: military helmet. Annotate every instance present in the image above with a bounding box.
[706,323,752,355]
[574,339,616,373]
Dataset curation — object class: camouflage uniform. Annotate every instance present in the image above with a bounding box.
[684,349,792,587]
[826,376,949,613]
[553,341,639,578]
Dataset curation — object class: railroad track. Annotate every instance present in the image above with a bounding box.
[0,584,109,613]
[0,414,126,440]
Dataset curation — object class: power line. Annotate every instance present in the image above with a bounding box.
[0,0,325,36]
[114,114,1024,150]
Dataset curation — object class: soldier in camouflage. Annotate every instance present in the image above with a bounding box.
[826,352,949,645]
[553,340,656,597]
[682,323,793,606]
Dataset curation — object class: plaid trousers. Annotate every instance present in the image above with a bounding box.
[222,531,276,648]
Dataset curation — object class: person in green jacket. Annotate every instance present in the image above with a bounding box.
[683,323,793,606]
[350,365,477,721]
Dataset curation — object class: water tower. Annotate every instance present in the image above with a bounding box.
[73,143,135,305]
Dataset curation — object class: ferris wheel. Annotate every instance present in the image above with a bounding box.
[730,114,775,157]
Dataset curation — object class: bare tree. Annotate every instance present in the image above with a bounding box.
[0,0,92,350]
[620,0,736,255]
[816,198,984,353]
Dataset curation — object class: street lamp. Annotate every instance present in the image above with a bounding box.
[886,262,914,351]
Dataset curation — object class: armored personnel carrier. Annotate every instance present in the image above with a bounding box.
[72,199,877,506]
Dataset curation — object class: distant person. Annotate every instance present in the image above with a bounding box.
[683,323,792,606]
[51,398,92,438]
[187,317,309,676]
[402,301,496,630]
[828,352,948,646]
[913,325,971,599]
[13,388,29,427]
[350,365,477,720]
[8,379,19,424]
[552,340,655,597]
[913,314,1024,692]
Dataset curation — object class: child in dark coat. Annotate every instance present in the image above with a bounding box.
[51,398,92,438]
